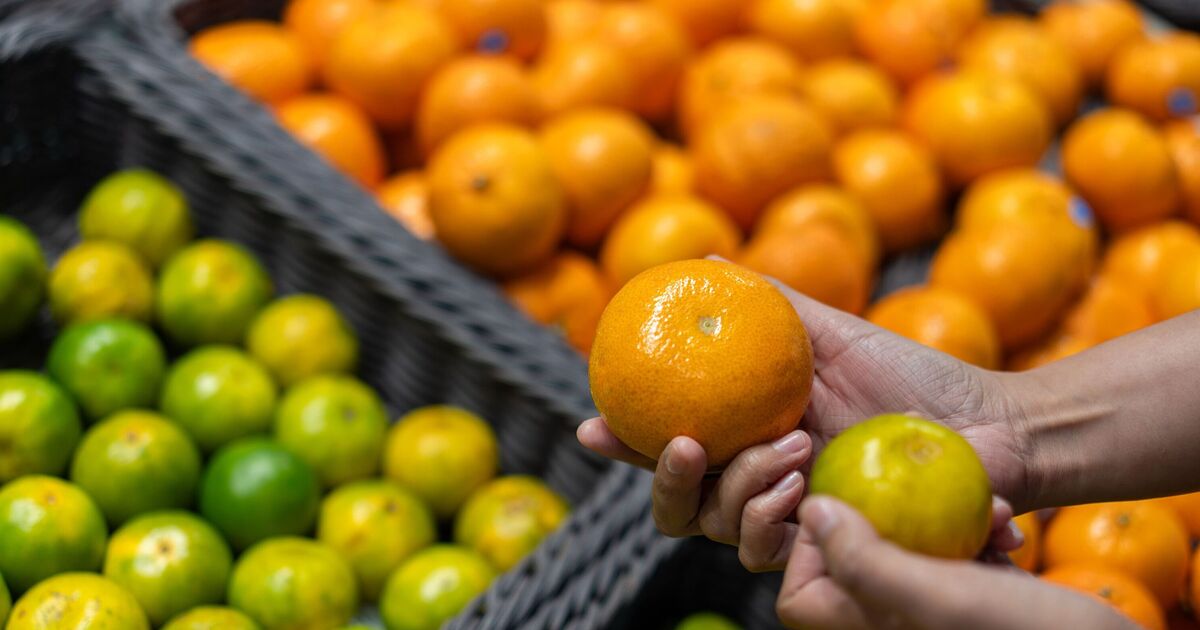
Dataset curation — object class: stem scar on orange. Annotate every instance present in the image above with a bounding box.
[588,259,813,468]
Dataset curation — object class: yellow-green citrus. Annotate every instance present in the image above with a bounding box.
[0,371,81,483]
[78,169,193,268]
[383,405,498,519]
[454,475,570,571]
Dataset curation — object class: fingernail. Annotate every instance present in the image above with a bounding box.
[665,448,683,475]
[773,431,807,455]
[805,498,840,541]
[1007,520,1024,546]
[770,471,803,498]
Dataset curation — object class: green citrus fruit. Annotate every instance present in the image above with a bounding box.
[104,511,232,626]
[454,475,570,571]
[317,480,436,601]
[245,295,358,387]
[69,411,201,525]
[0,371,81,483]
[47,318,166,421]
[78,169,193,268]
[0,216,46,340]
[161,606,261,630]
[379,545,496,630]
[228,537,358,629]
[676,612,742,630]
[48,240,153,325]
[7,572,148,629]
[156,240,273,347]
[159,346,277,453]
[199,438,320,550]
[382,406,498,519]
[809,413,993,560]
[0,476,107,593]
[274,375,388,488]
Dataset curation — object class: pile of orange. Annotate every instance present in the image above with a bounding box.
[188,0,1200,358]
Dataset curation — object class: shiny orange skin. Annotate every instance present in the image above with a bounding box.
[282,0,375,73]
[692,95,835,230]
[677,37,805,140]
[650,144,695,196]
[866,285,1001,369]
[503,252,612,354]
[437,0,546,61]
[1106,34,1200,122]
[376,172,435,240]
[853,0,986,86]
[903,70,1052,188]
[800,59,899,135]
[651,0,745,47]
[745,0,867,62]
[1062,108,1180,234]
[833,129,945,254]
[589,259,814,468]
[755,184,880,268]
[1164,118,1200,224]
[1154,253,1200,319]
[1101,221,1200,300]
[1044,501,1191,608]
[1063,276,1157,345]
[190,21,313,105]
[1040,0,1145,88]
[1155,492,1200,539]
[532,41,635,120]
[592,3,692,122]
[739,225,870,314]
[1042,564,1166,630]
[599,195,741,288]
[324,3,460,129]
[545,0,604,52]
[415,56,536,158]
[1006,332,1092,371]
[276,93,386,189]
[1008,511,1041,572]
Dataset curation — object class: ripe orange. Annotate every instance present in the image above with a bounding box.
[540,108,655,249]
[1008,511,1041,572]
[276,93,386,189]
[1062,108,1180,234]
[437,0,546,61]
[745,0,867,62]
[853,0,986,86]
[677,37,805,140]
[282,0,375,73]
[1192,549,1200,620]
[1040,0,1145,88]
[599,195,741,287]
[589,259,813,467]
[189,21,313,105]
[866,285,1001,369]
[649,144,695,196]
[755,184,880,268]
[1164,118,1200,224]
[427,124,566,277]
[800,59,899,135]
[1042,564,1166,630]
[591,3,692,122]
[545,0,603,52]
[739,225,871,314]
[1155,492,1200,539]
[532,40,635,120]
[324,3,460,129]
[1154,253,1200,319]
[833,129,945,254]
[415,56,536,158]
[1101,220,1200,298]
[1006,332,1092,371]
[1044,501,1191,607]
[1063,276,1157,345]
[376,172,435,240]
[903,70,1052,188]
[692,95,835,230]
[1106,33,1200,122]
[651,0,745,47]
[503,252,611,355]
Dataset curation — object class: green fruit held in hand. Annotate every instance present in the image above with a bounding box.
[0,216,46,340]
[0,476,107,593]
[676,612,742,630]
[227,537,358,629]
[79,169,194,268]
[7,573,148,629]
[274,375,388,488]
[809,413,993,560]
[199,438,320,550]
[380,545,496,630]
[156,239,273,347]
[161,606,261,630]
[0,370,81,483]
[48,240,154,325]
[383,405,499,519]
[454,475,570,571]
[160,346,277,453]
[246,294,358,387]
[70,411,202,525]
[47,318,166,421]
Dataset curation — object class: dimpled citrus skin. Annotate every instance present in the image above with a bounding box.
[589,259,813,468]
[7,573,148,630]
[227,538,358,630]
[160,606,260,630]
[0,476,108,593]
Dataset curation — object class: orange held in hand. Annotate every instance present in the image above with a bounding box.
[189,21,313,105]
[1041,564,1166,630]
[866,285,1000,369]
[589,259,813,468]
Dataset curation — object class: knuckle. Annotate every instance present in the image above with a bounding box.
[775,592,804,628]
[652,507,685,538]
[832,543,869,592]
[738,546,768,573]
[698,510,737,545]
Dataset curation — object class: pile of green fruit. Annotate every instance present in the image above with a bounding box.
[0,170,570,630]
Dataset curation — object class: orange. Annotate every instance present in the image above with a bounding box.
[437,0,546,61]
[1194,549,1200,616]
[540,108,655,249]
[1006,332,1092,371]
[651,0,745,47]
[190,21,312,105]
[677,37,804,140]
[376,172,435,240]
[503,252,612,355]
[1044,501,1191,607]
[1040,0,1145,88]
[324,3,459,129]
[800,59,899,136]
[1154,253,1200,319]
[1063,108,1180,234]
[1101,221,1200,301]
[745,0,867,62]
[282,0,376,73]
[739,225,871,314]
[833,129,945,254]
[1009,511,1041,572]
[1042,564,1166,630]
[415,56,536,158]
[589,259,814,467]
[545,0,603,52]
[599,196,741,288]
[1106,34,1200,122]
[1063,276,1157,344]
[865,285,1000,369]
[957,16,1084,127]
[428,125,565,277]
[755,184,879,268]
[903,70,1052,188]
[692,95,835,230]
[1155,492,1200,539]
[532,40,635,120]
[853,0,986,86]
[650,144,694,196]
[592,3,692,122]
[1164,118,1200,224]
[276,93,386,189]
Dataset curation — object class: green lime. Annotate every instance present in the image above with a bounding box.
[379,545,496,630]
[454,475,569,571]
[383,405,498,519]
[160,346,277,453]
[104,511,232,626]
[7,573,148,629]
[0,370,81,483]
[79,169,193,268]
[246,294,358,387]
[69,410,202,525]
[227,537,358,629]
[0,476,107,593]
[317,480,436,601]
[676,612,742,630]
[156,239,273,347]
[199,438,320,550]
[161,606,261,630]
[47,318,166,421]
[48,240,153,325]
[274,375,388,488]
[0,216,46,340]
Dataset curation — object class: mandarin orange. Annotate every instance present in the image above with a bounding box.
[853,0,986,86]
[1008,511,1041,572]
[591,3,692,122]
[276,93,386,189]
[1063,276,1157,345]
[739,225,871,315]
[800,59,899,135]
[650,0,745,47]
[1106,33,1200,122]
[503,252,611,355]
[437,0,546,61]
[649,144,695,196]
[190,21,313,105]
[1101,221,1200,296]
[745,0,867,62]
[1164,117,1200,224]
[677,37,805,140]
[1040,0,1145,88]
[376,172,435,241]
[1042,564,1166,630]
[755,184,879,268]
[866,285,1000,369]
[599,196,741,288]
[282,0,375,73]
[532,40,635,119]
[415,56,536,158]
